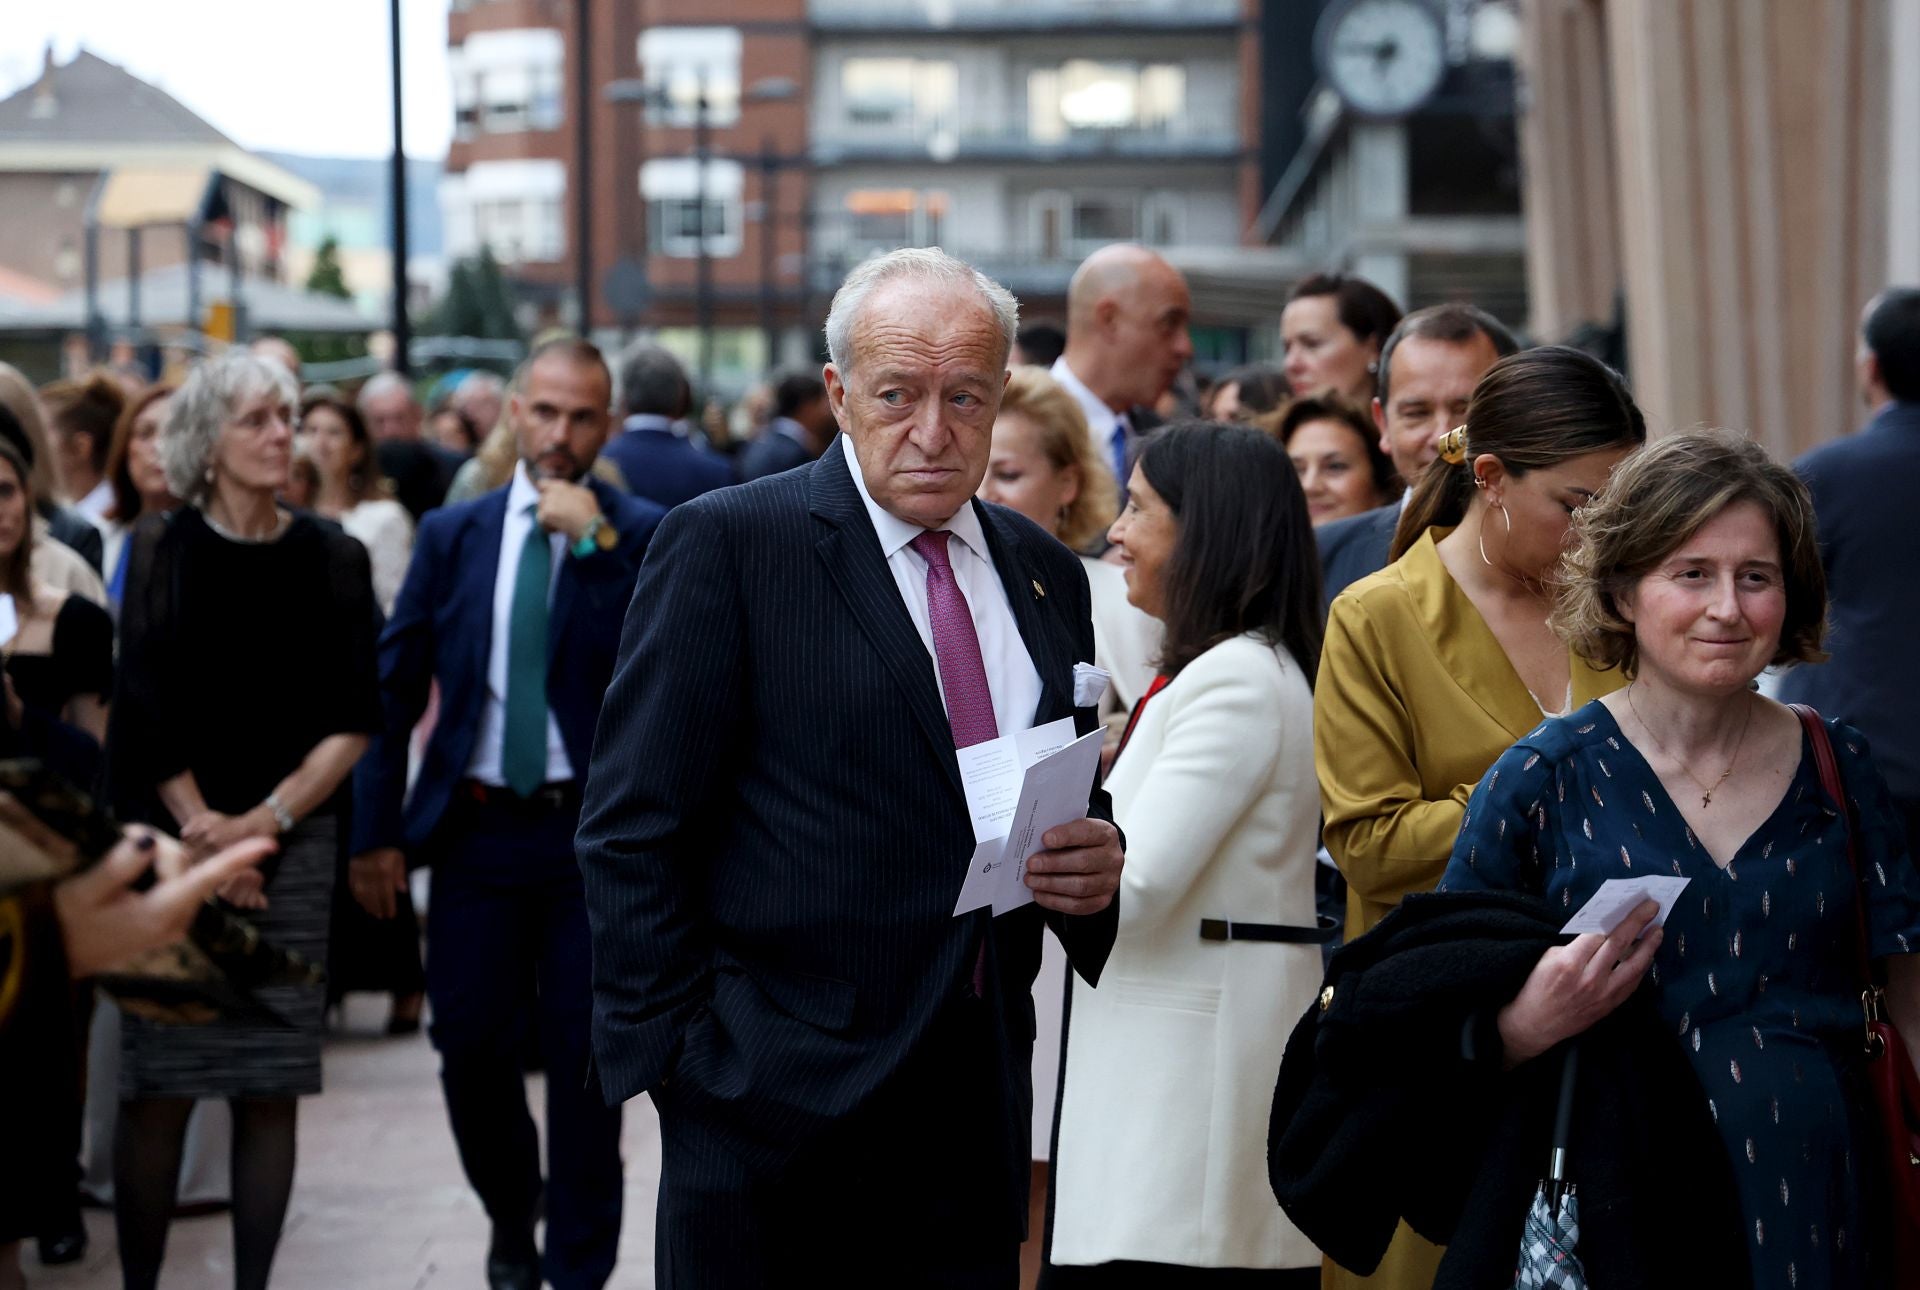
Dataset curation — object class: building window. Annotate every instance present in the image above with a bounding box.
[638,27,741,127]
[840,58,957,137]
[649,198,733,257]
[1027,61,1186,142]
[1071,196,1137,245]
[451,29,565,137]
[529,64,563,130]
[442,159,567,263]
[839,189,949,255]
[1141,191,1185,246]
[641,157,744,257]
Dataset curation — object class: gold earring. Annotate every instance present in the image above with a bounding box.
[1478,501,1512,572]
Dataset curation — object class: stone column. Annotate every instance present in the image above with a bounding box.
[1516,0,1621,341]
[1520,0,1892,455]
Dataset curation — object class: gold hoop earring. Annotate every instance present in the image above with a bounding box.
[1477,501,1513,572]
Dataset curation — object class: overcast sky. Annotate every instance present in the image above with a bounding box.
[0,0,453,159]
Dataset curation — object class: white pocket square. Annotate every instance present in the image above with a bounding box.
[1072,662,1111,708]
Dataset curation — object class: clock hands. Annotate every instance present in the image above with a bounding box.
[1336,38,1403,65]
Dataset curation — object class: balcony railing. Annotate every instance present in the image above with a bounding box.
[812,120,1241,166]
[809,0,1240,32]
[808,245,1082,296]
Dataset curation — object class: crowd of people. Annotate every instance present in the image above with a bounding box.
[0,241,1915,1290]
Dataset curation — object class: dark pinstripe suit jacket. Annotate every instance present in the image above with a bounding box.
[576,442,1120,1176]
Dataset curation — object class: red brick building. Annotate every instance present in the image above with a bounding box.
[442,0,1263,392]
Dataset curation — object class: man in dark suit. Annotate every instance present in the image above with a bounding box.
[734,371,834,481]
[349,339,666,1290]
[600,343,732,509]
[1778,286,1920,852]
[361,373,467,521]
[1049,243,1191,506]
[1317,303,1517,609]
[578,248,1125,1288]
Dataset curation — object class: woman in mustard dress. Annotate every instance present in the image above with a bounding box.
[1312,346,1648,1289]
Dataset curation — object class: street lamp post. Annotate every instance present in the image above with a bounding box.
[389,0,411,376]
[759,136,778,366]
[604,73,799,395]
[573,0,593,336]
[693,73,713,395]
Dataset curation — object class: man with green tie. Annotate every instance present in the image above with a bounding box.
[349,338,666,1290]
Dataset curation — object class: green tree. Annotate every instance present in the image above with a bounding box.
[428,246,522,341]
[305,235,351,299]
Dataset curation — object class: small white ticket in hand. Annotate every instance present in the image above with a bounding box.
[953,722,1105,917]
[1560,875,1691,937]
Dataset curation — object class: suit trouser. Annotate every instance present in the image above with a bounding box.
[653,995,1023,1290]
[426,791,623,1290]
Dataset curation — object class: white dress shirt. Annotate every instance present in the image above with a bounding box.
[73,479,115,525]
[466,461,575,785]
[1050,357,1132,484]
[840,435,1043,737]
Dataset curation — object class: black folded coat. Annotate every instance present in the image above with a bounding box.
[1268,889,1750,1289]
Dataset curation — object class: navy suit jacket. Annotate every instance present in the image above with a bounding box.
[600,419,734,511]
[576,445,1120,1189]
[351,474,666,857]
[734,425,815,482]
[1317,500,1402,612]
[1777,400,1920,808]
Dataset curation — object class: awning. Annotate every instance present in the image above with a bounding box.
[92,165,215,230]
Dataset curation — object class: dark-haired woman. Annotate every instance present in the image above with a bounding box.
[0,433,113,1272]
[1313,345,1647,1290]
[1046,425,1325,1287]
[298,396,424,1033]
[299,396,414,616]
[1280,274,1403,404]
[1205,364,1290,424]
[99,384,181,608]
[1267,393,1400,526]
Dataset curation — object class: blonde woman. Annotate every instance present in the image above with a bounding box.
[980,366,1160,735]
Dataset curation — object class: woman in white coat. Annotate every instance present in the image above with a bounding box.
[1045,424,1325,1288]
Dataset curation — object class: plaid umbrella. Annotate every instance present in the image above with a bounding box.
[1515,1045,1588,1289]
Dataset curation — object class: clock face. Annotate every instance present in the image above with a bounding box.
[1316,0,1448,118]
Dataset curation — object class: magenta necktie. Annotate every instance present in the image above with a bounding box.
[909,530,1000,749]
[910,529,997,997]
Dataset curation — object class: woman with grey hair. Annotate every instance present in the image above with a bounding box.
[105,352,382,1290]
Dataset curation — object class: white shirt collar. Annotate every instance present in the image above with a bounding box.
[507,459,541,514]
[622,413,682,437]
[838,433,989,564]
[1050,356,1127,434]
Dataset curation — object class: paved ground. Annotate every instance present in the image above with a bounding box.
[22,997,665,1290]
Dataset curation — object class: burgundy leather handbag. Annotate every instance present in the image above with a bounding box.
[1791,704,1920,1279]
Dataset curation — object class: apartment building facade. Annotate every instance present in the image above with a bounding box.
[440,0,1262,389]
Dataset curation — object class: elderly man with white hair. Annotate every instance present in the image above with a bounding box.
[578,248,1125,1287]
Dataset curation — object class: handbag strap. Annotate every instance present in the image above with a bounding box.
[1788,703,1877,990]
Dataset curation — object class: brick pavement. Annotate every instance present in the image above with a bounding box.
[22,997,664,1290]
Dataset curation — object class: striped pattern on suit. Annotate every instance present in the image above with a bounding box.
[576,442,1119,1283]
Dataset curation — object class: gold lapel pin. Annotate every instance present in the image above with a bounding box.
[1031,579,1045,599]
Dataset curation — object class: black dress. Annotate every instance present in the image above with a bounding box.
[6,592,113,717]
[108,508,381,1098]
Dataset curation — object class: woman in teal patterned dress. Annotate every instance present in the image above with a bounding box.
[1440,432,1920,1289]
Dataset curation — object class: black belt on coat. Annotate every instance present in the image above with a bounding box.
[1199,915,1338,945]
